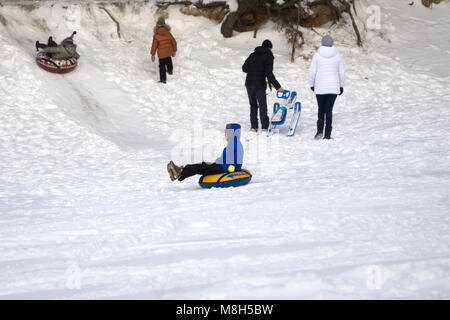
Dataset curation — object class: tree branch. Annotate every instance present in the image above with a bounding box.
[100,6,121,39]
[156,1,227,10]
[338,0,362,46]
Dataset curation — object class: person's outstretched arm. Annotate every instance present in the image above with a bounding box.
[150,36,158,57]
[41,46,62,54]
[308,53,318,90]
[265,55,281,90]
[71,47,80,60]
[169,33,177,54]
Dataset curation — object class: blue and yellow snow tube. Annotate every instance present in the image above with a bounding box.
[199,169,252,189]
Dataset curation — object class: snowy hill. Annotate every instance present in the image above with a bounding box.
[0,0,449,299]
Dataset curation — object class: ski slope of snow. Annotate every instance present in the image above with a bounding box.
[0,0,449,299]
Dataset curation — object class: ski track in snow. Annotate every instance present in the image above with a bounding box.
[0,1,449,299]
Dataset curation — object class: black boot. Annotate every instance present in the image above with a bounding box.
[48,36,57,47]
[324,126,332,140]
[35,41,40,51]
[314,120,324,140]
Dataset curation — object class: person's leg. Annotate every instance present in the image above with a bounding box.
[166,57,173,75]
[255,87,269,130]
[36,40,54,57]
[159,58,167,82]
[36,41,47,50]
[315,95,326,137]
[37,36,57,50]
[179,162,224,181]
[246,86,259,130]
[48,36,57,47]
[324,94,337,139]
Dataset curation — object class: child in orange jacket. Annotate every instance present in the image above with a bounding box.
[151,17,177,84]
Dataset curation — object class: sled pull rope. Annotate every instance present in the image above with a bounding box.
[40,57,61,69]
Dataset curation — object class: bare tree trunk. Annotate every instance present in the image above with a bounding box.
[253,6,270,39]
[339,0,362,47]
[291,5,300,63]
[348,9,362,47]
[100,6,121,39]
[221,0,260,38]
[156,1,227,10]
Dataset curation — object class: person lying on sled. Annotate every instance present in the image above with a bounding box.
[36,31,80,60]
[168,123,244,182]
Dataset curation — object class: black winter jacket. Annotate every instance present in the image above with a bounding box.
[242,46,281,90]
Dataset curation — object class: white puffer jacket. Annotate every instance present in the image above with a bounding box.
[308,46,345,95]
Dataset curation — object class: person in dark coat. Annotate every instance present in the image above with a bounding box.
[242,39,284,132]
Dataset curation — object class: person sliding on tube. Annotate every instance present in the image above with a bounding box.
[36,31,80,60]
[167,124,244,182]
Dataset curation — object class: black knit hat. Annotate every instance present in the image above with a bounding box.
[262,39,273,49]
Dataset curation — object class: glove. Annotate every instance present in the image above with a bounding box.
[310,87,314,92]
[151,55,155,62]
[339,87,344,96]
[172,52,176,57]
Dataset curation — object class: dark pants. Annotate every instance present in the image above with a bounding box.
[37,36,57,49]
[179,162,224,181]
[36,37,58,58]
[159,57,173,82]
[246,85,269,130]
[316,94,337,138]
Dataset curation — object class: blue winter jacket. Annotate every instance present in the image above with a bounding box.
[216,123,244,172]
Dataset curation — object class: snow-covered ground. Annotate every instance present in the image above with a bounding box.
[0,0,449,299]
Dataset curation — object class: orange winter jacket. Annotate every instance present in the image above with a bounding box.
[151,27,177,59]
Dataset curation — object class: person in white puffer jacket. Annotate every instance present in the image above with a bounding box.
[308,35,345,139]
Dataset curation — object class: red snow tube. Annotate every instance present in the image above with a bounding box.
[36,52,77,74]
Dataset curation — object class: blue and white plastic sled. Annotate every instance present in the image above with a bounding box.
[267,90,302,137]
